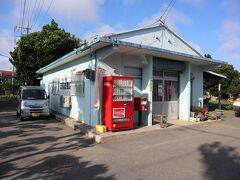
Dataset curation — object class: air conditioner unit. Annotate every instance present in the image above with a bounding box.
[60,96,71,108]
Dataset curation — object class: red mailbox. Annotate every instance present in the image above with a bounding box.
[134,97,148,112]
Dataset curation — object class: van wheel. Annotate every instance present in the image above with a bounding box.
[19,112,24,121]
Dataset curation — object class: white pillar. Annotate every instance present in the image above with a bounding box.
[142,56,153,126]
[179,62,191,120]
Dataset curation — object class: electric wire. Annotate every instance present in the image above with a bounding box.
[38,0,54,29]
[31,0,42,28]
[162,0,176,23]
[25,0,33,27]
[31,0,46,30]
[159,0,176,23]
[28,0,38,28]
[20,0,27,35]
[24,0,29,26]
[19,0,23,27]
[145,0,177,28]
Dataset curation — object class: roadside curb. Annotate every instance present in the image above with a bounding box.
[53,112,100,141]
[53,111,223,143]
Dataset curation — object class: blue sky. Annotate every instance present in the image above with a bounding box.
[0,0,240,70]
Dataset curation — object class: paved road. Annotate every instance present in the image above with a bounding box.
[1,101,240,179]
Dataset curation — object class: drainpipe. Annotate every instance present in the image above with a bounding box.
[94,52,102,125]
[218,81,221,110]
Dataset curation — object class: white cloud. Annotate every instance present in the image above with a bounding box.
[217,20,240,66]
[0,30,15,70]
[123,0,138,6]
[218,20,240,53]
[189,42,202,53]
[8,0,106,33]
[140,5,192,31]
[221,0,240,16]
[179,0,206,6]
[83,23,125,40]
[47,0,105,22]
[84,24,116,40]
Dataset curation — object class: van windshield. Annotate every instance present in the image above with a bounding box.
[22,89,47,100]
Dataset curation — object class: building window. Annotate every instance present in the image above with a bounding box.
[153,69,179,102]
[60,82,71,90]
[71,73,84,96]
[52,79,59,95]
[125,66,142,97]
[153,80,163,101]
[164,80,179,101]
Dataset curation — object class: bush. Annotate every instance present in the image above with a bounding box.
[208,99,233,111]
[0,95,17,101]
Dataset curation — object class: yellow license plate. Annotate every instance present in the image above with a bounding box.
[32,113,40,117]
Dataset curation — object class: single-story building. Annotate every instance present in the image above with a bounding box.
[36,24,226,127]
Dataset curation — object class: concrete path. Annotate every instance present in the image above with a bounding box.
[1,100,240,179]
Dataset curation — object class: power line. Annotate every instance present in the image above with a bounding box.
[143,0,176,28]
[38,0,54,29]
[28,0,38,28]
[163,0,176,23]
[25,0,33,26]
[20,0,27,35]
[19,0,23,27]
[31,0,46,30]
[158,0,176,24]
[29,0,42,30]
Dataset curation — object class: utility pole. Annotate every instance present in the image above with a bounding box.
[15,24,31,36]
[15,0,31,37]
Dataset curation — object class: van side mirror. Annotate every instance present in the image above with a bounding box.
[47,95,49,99]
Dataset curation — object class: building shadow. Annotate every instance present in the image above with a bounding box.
[198,141,240,180]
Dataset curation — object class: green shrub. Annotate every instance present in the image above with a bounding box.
[0,95,17,101]
[208,99,233,111]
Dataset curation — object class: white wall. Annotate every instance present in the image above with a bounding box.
[179,62,191,120]
[116,27,200,56]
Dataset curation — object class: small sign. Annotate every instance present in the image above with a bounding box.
[113,108,125,118]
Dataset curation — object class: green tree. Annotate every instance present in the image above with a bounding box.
[204,64,240,99]
[10,19,80,85]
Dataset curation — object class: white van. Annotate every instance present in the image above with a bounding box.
[17,86,50,120]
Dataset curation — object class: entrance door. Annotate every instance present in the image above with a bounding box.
[152,70,179,119]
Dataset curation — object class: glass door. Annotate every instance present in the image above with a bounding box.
[153,69,179,119]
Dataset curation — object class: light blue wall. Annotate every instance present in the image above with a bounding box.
[102,52,152,126]
[141,56,153,126]
[191,65,203,107]
[42,54,99,126]
[179,62,191,120]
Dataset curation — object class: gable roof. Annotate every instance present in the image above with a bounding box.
[93,24,202,57]
[37,24,226,74]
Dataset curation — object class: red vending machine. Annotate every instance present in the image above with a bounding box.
[102,76,134,131]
